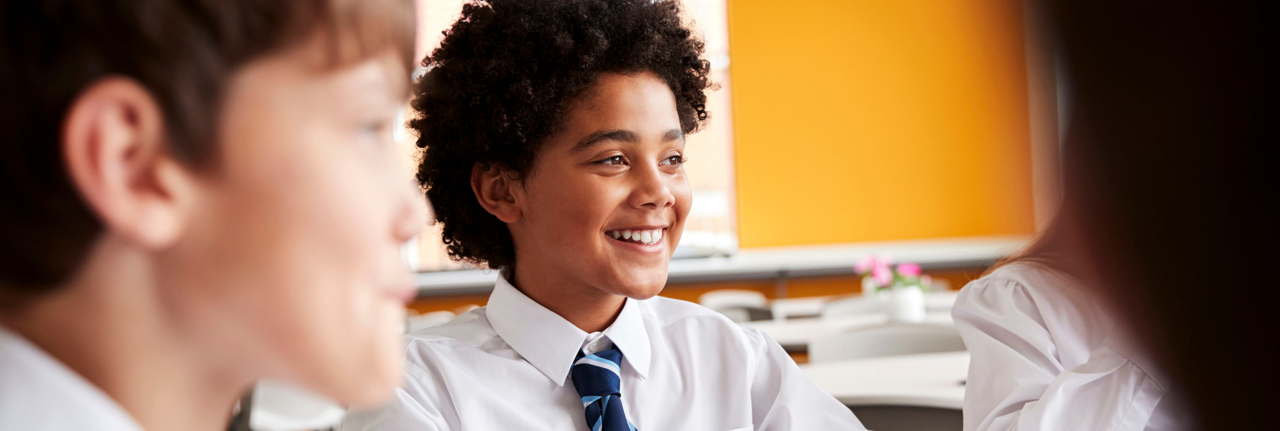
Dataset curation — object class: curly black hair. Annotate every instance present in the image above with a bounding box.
[412,0,713,269]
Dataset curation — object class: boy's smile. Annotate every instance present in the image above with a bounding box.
[606,227,667,247]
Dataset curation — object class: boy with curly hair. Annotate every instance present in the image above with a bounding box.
[342,0,865,429]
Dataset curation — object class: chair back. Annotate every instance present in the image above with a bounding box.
[699,289,770,323]
[925,291,959,312]
[820,295,885,319]
[699,289,768,309]
[406,310,457,334]
[808,323,966,363]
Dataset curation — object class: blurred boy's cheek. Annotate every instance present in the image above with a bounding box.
[196,49,416,404]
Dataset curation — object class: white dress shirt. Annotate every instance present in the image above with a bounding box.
[342,272,864,431]
[952,263,1193,431]
[0,325,145,431]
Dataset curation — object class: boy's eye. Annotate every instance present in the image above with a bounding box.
[661,155,686,167]
[358,121,388,140]
[355,120,396,150]
[597,155,626,166]
[364,121,390,136]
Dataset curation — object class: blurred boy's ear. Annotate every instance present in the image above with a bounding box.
[61,78,198,250]
[470,163,522,224]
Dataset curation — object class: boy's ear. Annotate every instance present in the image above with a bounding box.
[470,163,522,223]
[61,77,198,250]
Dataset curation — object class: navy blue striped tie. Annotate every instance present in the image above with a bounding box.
[570,348,637,431]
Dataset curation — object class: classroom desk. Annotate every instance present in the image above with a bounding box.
[769,295,835,318]
[770,291,961,319]
[413,235,1027,296]
[800,351,969,410]
[743,312,955,353]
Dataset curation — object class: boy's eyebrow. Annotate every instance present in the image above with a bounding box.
[571,129,639,153]
[570,129,686,153]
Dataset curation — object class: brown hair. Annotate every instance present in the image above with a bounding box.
[1048,0,1268,426]
[987,221,1065,274]
[0,0,414,304]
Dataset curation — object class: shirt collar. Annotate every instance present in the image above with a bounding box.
[602,295,651,379]
[485,269,651,386]
[0,325,146,431]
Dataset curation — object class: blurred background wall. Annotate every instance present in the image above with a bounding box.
[729,0,1035,248]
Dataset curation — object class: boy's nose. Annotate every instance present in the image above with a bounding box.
[632,164,674,210]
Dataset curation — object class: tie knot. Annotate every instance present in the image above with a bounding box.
[571,348,623,397]
[570,348,637,431]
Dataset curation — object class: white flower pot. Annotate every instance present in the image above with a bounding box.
[861,276,879,296]
[888,285,926,323]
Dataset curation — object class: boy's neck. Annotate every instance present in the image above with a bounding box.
[0,237,250,431]
[510,264,627,334]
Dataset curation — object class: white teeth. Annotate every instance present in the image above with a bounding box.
[607,229,664,245]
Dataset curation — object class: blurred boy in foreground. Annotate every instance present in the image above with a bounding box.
[0,1,425,430]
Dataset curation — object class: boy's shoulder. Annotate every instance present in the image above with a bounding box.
[638,294,731,323]
[635,296,781,363]
[399,296,771,359]
[403,307,500,351]
[635,295,768,343]
[961,262,1092,308]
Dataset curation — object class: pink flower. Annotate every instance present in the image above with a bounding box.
[855,255,890,275]
[896,262,922,278]
[872,265,894,287]
[854,256,876,274]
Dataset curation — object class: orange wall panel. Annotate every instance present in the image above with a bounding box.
[728,0,1036,247]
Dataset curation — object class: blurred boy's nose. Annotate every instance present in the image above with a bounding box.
[394,179,429,244]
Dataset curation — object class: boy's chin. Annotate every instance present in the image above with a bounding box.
[616,285,664,300]
[602,271,668,300]
[593,262,669,299]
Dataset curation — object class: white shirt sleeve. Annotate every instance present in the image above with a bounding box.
[953,275,1171,431]
[339,360,448,431]
[742,327,867,431]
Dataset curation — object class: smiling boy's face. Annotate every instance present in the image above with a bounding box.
[507,71,691,300]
